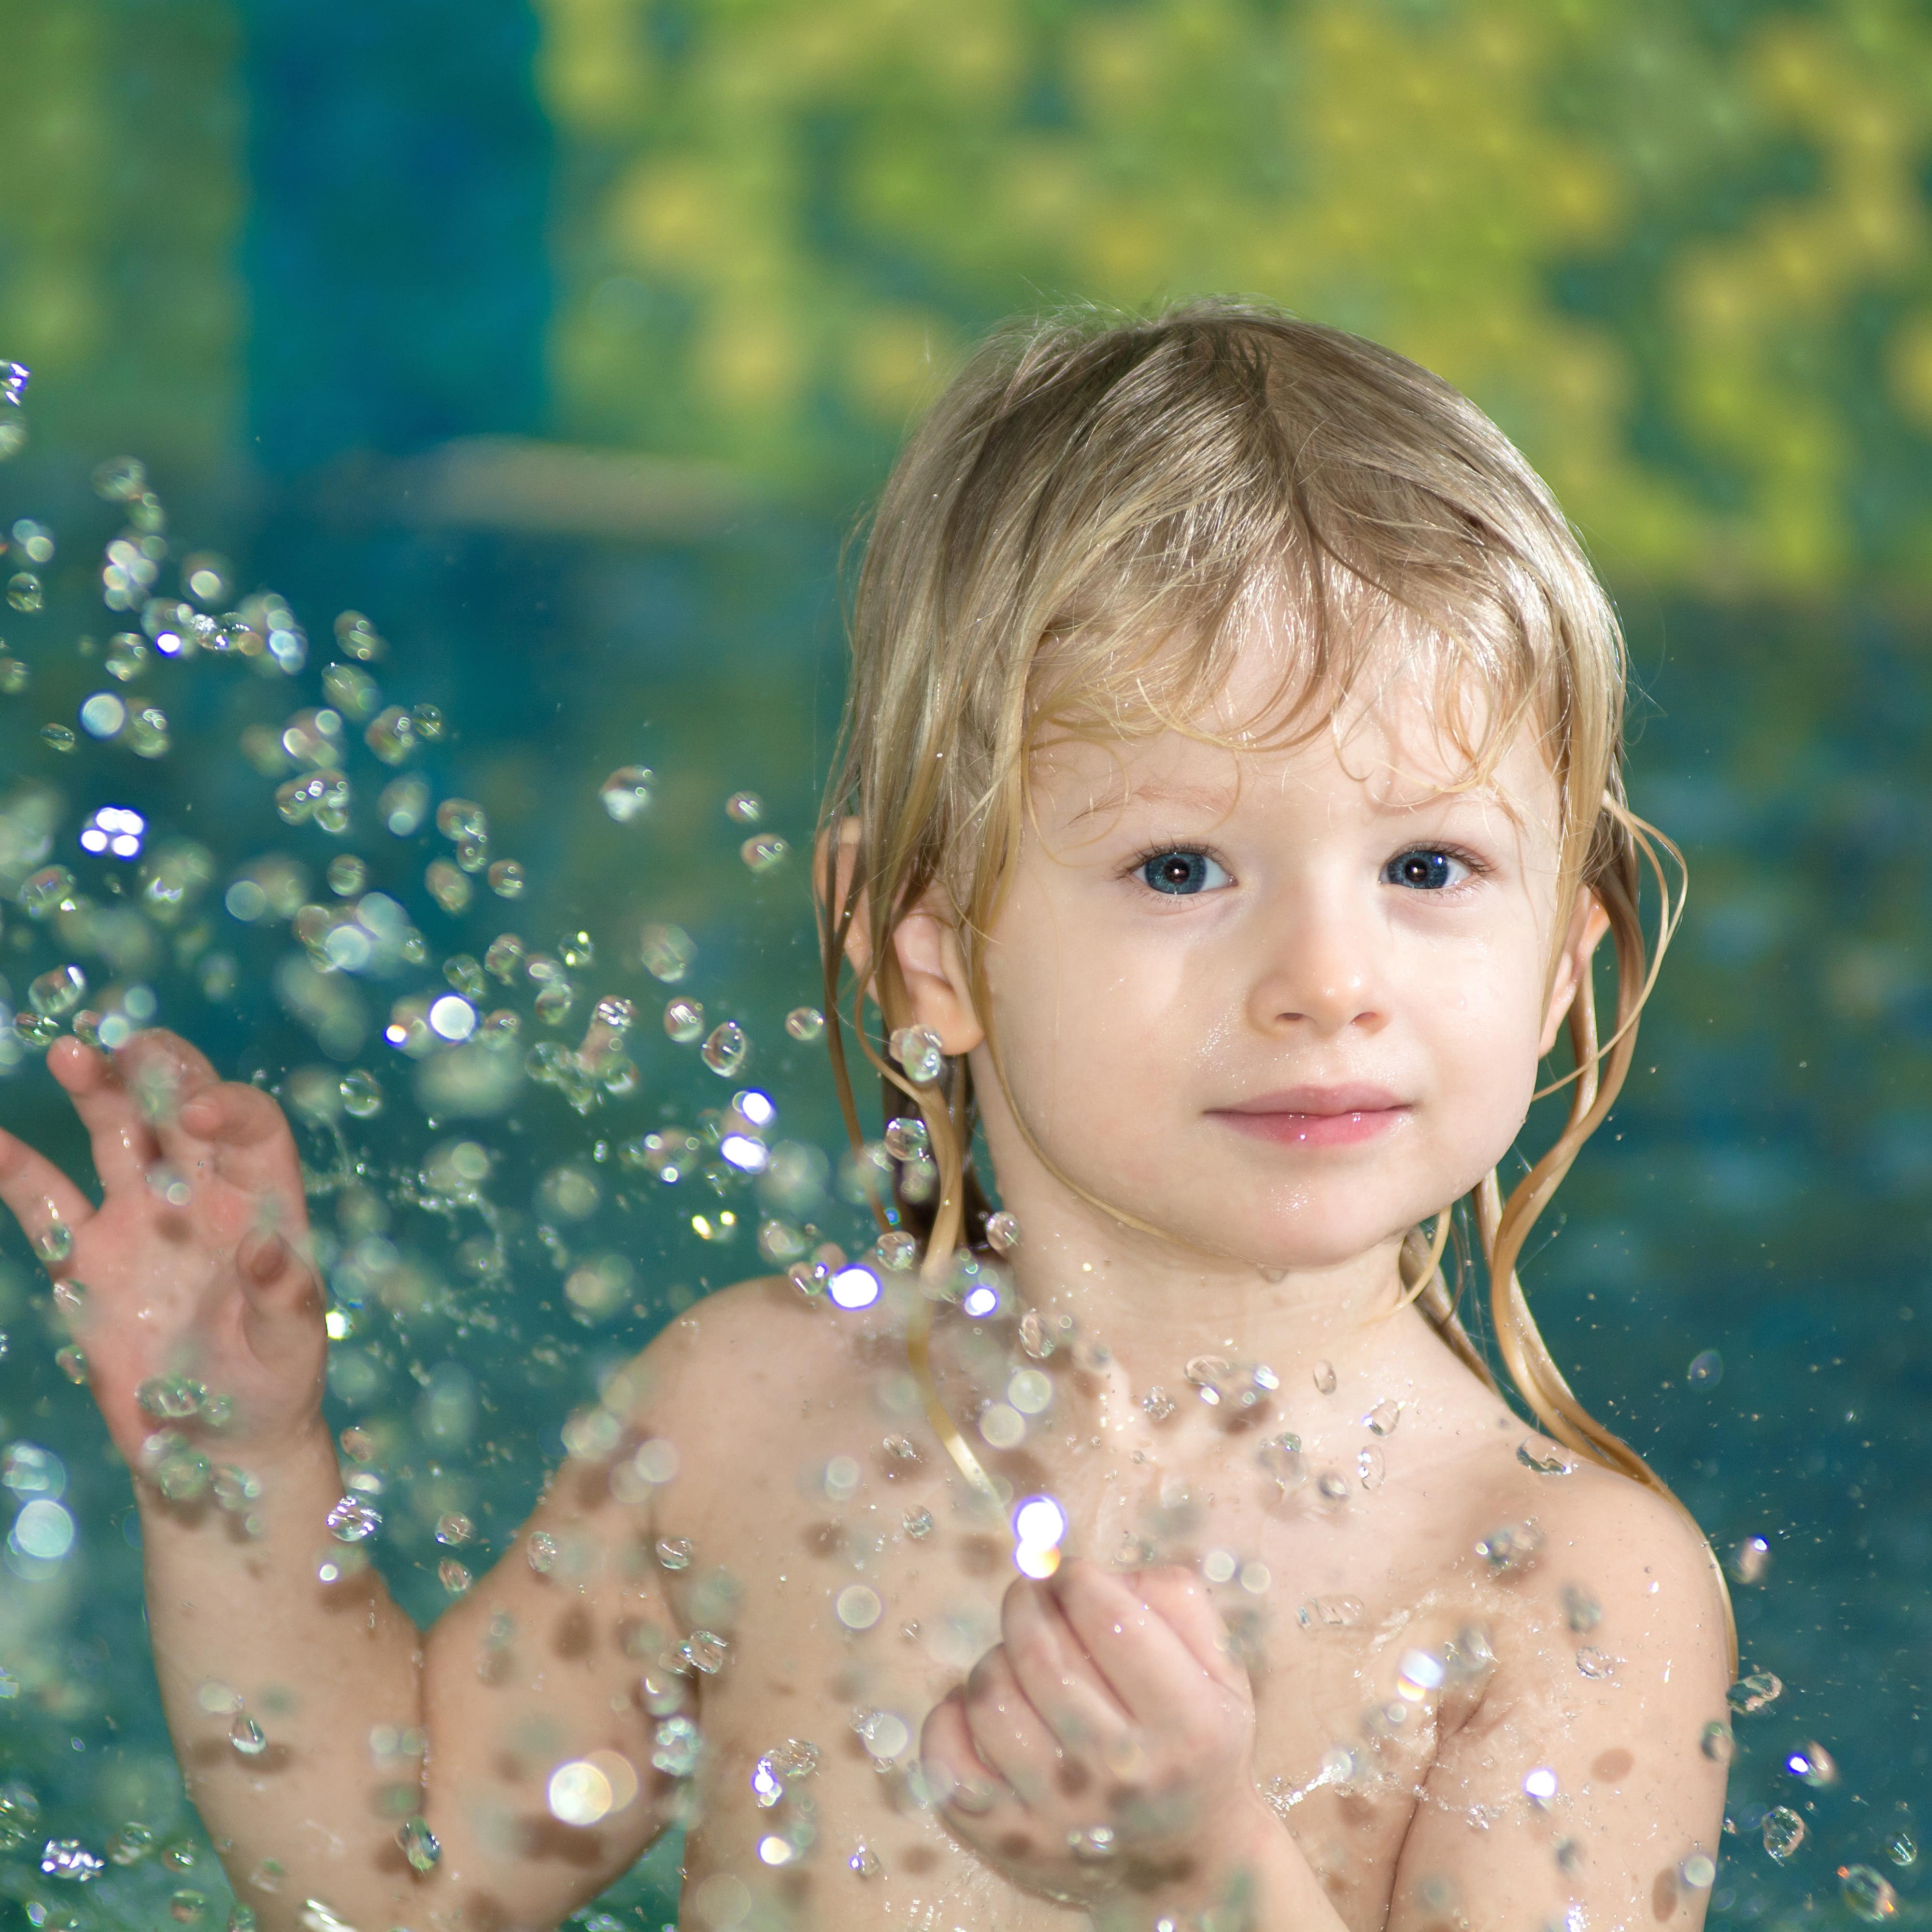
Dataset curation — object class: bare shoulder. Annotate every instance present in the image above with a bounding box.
[612,1278,889,1519]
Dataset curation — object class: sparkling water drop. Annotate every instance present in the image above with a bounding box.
[486,859,525,897]
[785,1006,824,1041]
[325,855,366,896]
[1839,1866,1899,1922]
[655,1535,693,1570]
[105,634,148,681]
[339,1069,383,1118]
[1700,1721,1733,1762]
[903,1506,933,1539]
[527,1531,558,1573]
[1889,1831,1918,1867]
[1728,1670,1782,1714]
[0,653,28,694]
[1787,1741,1836,1787]
[639,921,695,982]
[1364,1400,1401,1436]
[1517,1437,1577,1475]
[35,1220,73,1265]
[599,766,654,823]
[28,966,86,1019]
[396,1817,440,1874]
[1763,1807,1805,1861]
[725,790,763,824]
[1312,1359,1337,1394]
[136,1376,207,1421]
[651,1715,701,1777]
[740,833,788,874]
[228,1716,267,1758]
[21,866,80,918]
[664,998,704,1044]
[888,1024,944,1084]
[1575,1647,1615,1679]
[702,1021,749,1076]
[333,611,385,662]
[40,723,75,753]
[1357,1445,1385,1489]
[1688,1349,1723,1389]
[836,1584,882,1630]
[8,572,43,612]
[325,1496,381,1544]
[438,1559,472,1594]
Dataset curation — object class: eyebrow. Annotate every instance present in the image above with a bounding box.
[1063,779,1239,829]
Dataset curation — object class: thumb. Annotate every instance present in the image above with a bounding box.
[236,1226,323,1365]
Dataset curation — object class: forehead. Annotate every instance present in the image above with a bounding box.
[1033,642,1562,835]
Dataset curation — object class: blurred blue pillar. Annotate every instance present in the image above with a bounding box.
[243,0,552,475]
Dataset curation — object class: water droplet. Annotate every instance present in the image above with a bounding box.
[486,859,525,898]
[105,634,148,681]
[1679,1851,1716,1890]
[1700,1721,1733,1762]
[655,1536,693,1571]
[40,722,76,753]
[785,1005,824,1040]
[903,1507,933,1539]
[1364,1400,1401,1436]
[80,691,127,739]
[1889,1831,1917,1868]
[639,922,696,983]
[1728,1669,1782,1714]
[1688,1349,1723,1389]
[182,553,232,606]
[1475,1520,1544,1573]
[1839,1865,1899,1921]
[1762,1807,1805,1861]
[526,1531,558,1573]
[333,611,384,662]
[1317,1470,1350,1501]
[1517,1436,1577,1475]
[396,1817,440,1874]
[8,572,43,612]
[984,1209,1018,1253]
[137,1376,207,1421]
[228,1715,266,1758]
[146,1163,193,1208]
[740,833,788,874]
[28,966,86,1019]
[1312,1359,1337,1394]
[438,1559,472,1595]
[0,653,27,694]
[651,1715,701,1777]
[339,1069,383,1118]
[1787,1741,1836,1787]
[425,859,471,913]
[325,1496,382,1543]
[599,767,654,823]
[1728,1534,1771,1584]
[888,1024,944,1085]
[35,1219,73,1265]
[1357,1445,1385,1489]
[20,866,77,919]
[836,1584,882,1630]
[848,1842,881,1879]
[702,1021,749,1076]
[725,790,763,824]
[1575,1647,1615,1679]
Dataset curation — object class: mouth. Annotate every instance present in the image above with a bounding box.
[1207,1084,1410,1149]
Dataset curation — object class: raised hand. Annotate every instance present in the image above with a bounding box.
[0,1030,326,1473]
[920,1558,1287,1926]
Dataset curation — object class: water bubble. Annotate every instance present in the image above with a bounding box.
[80,692,127,739]
[903,1506,933,1539]
[124,706,170,757]
[883,1116,929,1161]
[35,1219,73,1265]
[0,653,27,694]
[1364,1400,1401,1436]
[1728,1670,1782,1714]
[1517,1437,1577,1475]
[105,633,148,681]
[137,1377,207,1422]
[325,855,367,896]
[182,554,232,606]
[396,1817,440,1874]
[40,723,75,753]
[325,1496,381,1544]
[1475,1520,1544,1573]
[1575,1647,1615,1679]
[333,611,385,663]
[600,767,654,824]
[740,834,788,874]
[1688,1349,1723,1389]
[28,966,86,1019]
[8,572,43,612]
[1838,1866,1899,1921]
[1700,1721,1733,1762]
[681,1629,729,1675]
[1763,1807,1805,1861]
[527,1531,559,1574]
[228,1716,267,1758]
[1312,1359,1337,1394]
[726,791,763,824]
[41,1839,104,1880]
[1787,1742,1837,1788]
[1889,1831,1918,1867]
[651,1716,701,1778]
[702,1021,749,1076]
[849,1843,881,1879]
[1357,1445,1385,1489]
[107,1821,156,1864]
[22,869,80,920]
[784,1006,824,1041]
[439,1560,472,1594]
[888,1024,944,1084]
[836,1584,882,1630]
[379,773,429,836]
[1679,1852,1716,1890]
[425,860,471,914]
[639,922,695,982]
[1728,1534,1771,1584]
[655,1535,693,1570]
[486,859,525,898]
[980,1403,1025,1449]
[93,456,147,500]
[339,1069,383,1118]
[984,1209,1019,1253]
[1008,1369,1053,1415]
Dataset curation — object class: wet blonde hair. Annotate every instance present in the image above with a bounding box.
[818,298,1720,1633]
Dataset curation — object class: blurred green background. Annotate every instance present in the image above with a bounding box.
[2,0,1932,1925]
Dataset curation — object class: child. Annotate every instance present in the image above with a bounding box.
[0,301,1733,1932]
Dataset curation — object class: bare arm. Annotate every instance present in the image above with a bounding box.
[1385,1481,1732,1930]
[0,1034,697,1930]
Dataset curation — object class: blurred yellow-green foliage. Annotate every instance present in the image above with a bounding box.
[539,0,1932,598]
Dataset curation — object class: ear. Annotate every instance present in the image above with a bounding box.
[815,818,986,1055]
[1540,889,1611,1058]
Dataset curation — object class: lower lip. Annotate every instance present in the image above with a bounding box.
[1210,1108,1406,1148]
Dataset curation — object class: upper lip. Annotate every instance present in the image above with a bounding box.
[1211,1084,1406,1116]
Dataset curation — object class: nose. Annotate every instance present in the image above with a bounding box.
[1244,883,1388,1037]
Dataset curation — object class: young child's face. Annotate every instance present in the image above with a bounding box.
[964,638,1593,1276]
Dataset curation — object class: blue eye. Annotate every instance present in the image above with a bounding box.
[1140,850,1231,895]
[1384,850,1467,891]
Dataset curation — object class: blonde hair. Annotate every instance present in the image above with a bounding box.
[817,298,1727,1649]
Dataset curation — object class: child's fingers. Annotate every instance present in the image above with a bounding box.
[47,1037,163,1194]
[1050,1558,1213,1730]
[959,1646,1063,1803]
[235,1228,323,1368]
[114,1030,222,1151]
[0,1125,95,1259]
[1000,1575,1133,1756]
[921,1688,1009,1813]
[175,1083,303,1213]
[1131,1566,1250,1700]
